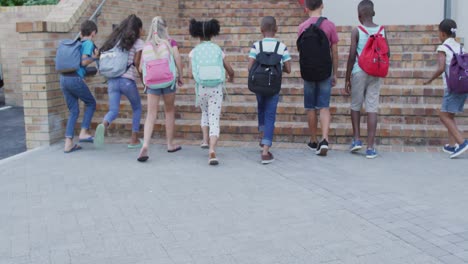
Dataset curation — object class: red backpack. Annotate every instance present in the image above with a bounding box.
[357,26,389,78]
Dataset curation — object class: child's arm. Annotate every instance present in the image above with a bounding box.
[283,61,291,74]
[188,60,193,80]
[224,59,235,83]
[423,51,446,85]
[81,41,99,67]
[173,46,184,86]
[331,43,338,87]
[345,28,359,95]
[248,58,255,71]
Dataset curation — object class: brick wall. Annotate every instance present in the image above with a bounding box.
[17,0,179,149]
[0,5,54,106]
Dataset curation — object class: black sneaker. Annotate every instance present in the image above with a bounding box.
[316,139,329,156]
[307,141,318,150]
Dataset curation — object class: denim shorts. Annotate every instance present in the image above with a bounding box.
[441,88,467,114]
[304,77,332,110]
[145,84,176,95]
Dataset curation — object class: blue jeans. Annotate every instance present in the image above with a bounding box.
[104,77,142,132]
[60,75,96,139]
[304,77,332,110]
[257,93,280,147]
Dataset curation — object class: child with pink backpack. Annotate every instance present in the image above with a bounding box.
[137,17,184,162]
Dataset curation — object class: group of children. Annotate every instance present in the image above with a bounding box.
[59,0,468,165]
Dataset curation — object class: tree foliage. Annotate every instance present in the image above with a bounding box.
[0,0,58,6]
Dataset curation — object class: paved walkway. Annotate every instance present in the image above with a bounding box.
[0,106,26,160]
[1,144,468,264]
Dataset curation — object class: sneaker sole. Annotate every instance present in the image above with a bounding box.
[450,144,468,159]
[350,146,363,153]
[94,124,105,148]
[316,146,329,156]
[261,159,275,165]
[366,155,378,159]
[442,149,455,154]
[209,159,219,165]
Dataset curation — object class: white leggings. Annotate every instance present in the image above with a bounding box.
[198,84,223,137]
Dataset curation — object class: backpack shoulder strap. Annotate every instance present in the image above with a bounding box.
[377,26,385,35]
[358,26,370,35]
[444,44,456,54]
[315,17,327,28]
[273,41,280,54]
[259,41,263,53]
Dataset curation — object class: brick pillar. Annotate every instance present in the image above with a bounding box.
[17,22,70,149]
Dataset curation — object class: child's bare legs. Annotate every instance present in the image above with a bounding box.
[202,126,209,145]
[351,110,361,140]
[209,136,218,154]
[367,113,378,149]
[162,93,180,151]
[319,108,330,141]
[307,110,318,143]
[440,112,465,145]
[139,94,160,159]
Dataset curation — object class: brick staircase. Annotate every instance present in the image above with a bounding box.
[85,0,467,148]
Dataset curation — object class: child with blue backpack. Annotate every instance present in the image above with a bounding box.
[424,19,468,159]
[137,17,184,162]
[189,19,235,165]
[248,16,291,164]
[57,20,99,153]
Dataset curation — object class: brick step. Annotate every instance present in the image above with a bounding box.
[174,34,440,48]
[179,52,438,62]
[84,119,467,146]
[92,83,445,98]
[91,101,468,125]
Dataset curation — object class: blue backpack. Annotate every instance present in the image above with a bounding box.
[55,39,82,73]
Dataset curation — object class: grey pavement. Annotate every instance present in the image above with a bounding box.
[1,144,468,264]
[0,106,26,160]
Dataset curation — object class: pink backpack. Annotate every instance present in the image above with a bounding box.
[141,41,176,89]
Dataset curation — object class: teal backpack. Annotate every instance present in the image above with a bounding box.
[191,41,225,88]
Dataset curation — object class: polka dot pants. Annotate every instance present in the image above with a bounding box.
[198,84,223,137]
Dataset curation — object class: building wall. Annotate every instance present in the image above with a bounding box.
[0,5,54,106]
[452,0,467,41]
[322,0,445,26]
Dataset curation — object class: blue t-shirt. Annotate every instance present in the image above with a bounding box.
[76,40,95,78]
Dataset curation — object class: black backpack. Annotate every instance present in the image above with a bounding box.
[248,41,283,97]
[0,64,3,88]
[297,17,332,82]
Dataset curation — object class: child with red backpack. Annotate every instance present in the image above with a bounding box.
[424,19,468,159]
[345,0,390,159]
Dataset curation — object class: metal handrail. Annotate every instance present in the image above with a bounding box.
[444,0,451,19]
[74,0,108,40]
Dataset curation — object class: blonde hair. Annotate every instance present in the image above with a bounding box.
[146,17,172,52]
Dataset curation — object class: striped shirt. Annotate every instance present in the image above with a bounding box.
[248,38,291,64]
[121,39,145,81]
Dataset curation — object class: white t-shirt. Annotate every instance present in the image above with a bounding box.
[437,38,465,84]
[248,38,291,65]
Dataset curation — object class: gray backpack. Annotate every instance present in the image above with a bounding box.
[99,42,130,79]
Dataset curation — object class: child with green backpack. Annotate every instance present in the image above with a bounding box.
[189,19,235,165]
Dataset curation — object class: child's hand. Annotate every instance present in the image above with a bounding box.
[178,76,184,86]
[227,74,234,83]
[345,80,352,95]
[92,48,100,59]
[423,79,432,85]
[331,73,337,87]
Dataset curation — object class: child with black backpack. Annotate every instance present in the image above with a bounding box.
[424,19,468,159]
[248,16,291,164]
[56,20,99,153]
[344,0,390,159]
[297,0,339,157]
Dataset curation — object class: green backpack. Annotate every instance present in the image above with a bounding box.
[191,41,225,88]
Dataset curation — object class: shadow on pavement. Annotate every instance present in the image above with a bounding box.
[0,106,26,160]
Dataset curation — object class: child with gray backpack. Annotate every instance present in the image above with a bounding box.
[189,19,235,166]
